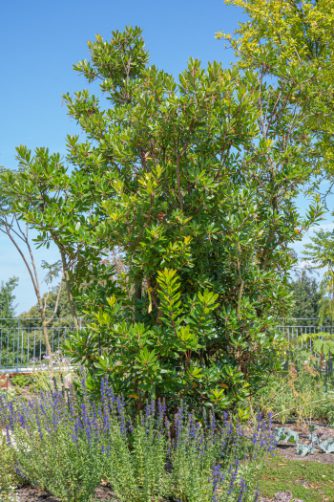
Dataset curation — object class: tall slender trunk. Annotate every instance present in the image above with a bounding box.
[3,222,53,357]
[54,241,79,330]
[42,320,52,357]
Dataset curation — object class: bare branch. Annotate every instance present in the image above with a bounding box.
[46,277,64,326]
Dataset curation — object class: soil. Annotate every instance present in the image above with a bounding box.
[14,484,116,501]
[14,486,308,502]
[277,421,334,440]
[277,443,334,464]
[259,493,303,502]
[14,486,60,502]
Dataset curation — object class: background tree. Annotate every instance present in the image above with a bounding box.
[19,285,77,329]
[0,277,18,368]
[0,198,63,356]
[305,229,334,323]
[290,270,320,324]
[220,0,334,175]
[0,276,18,326]
[221,1,334,322]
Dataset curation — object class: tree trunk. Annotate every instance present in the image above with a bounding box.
[42,320,53,357]
[57,244,80,330]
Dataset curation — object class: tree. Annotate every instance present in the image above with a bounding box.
[304,229,334,323]
[20,285,77,328]
[0,276,18,325]
[0,277,18,368]
[56,27,321,406]
[1,27,320,409]
[290,270,320,323]
[0,198,63,356]
[220,0,334,299]
[0,151,82,329]
[0,147,119,327]
[219,0,334,177]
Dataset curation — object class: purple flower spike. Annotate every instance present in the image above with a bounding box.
[5,425,11,446]
[158,398,166,422]
[174,406,184,444]
[237,478,247,502]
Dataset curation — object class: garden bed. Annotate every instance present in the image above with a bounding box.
[0,380,275,502]
[13,450,334,502]
[14,485,115,502]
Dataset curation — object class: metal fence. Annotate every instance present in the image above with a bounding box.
[276,323,334,345]
[0,320,333,373]
[0,325,73,373]
[276,324,334,378]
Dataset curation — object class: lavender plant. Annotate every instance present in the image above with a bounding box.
[101,399,169,501]
[0,379,275,502]
[0,429,18,502]
[2,389,103,502]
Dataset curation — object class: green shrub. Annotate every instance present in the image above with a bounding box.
[258,364,334,425]
[2,23,317,410]
[0,432,19,502]
[10,374,34,389]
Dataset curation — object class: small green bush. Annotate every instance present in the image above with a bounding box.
[10,374,34,389]
[0,432,19,502]
[258,364,334,425]
[15,427,102,502]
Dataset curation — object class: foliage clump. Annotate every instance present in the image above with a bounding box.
[0,428,19,501]
[258,363,334,426]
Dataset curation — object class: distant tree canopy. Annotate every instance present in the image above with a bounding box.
[19,286,76,328]
[305,229,334,323]
[290,271,321,324]
[0,277,18,325]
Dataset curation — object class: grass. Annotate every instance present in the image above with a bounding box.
[257,455,334,502]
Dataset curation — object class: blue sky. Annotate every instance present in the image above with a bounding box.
[0,0,244,313]
[0,1,331,313]
[0,0,244,171]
